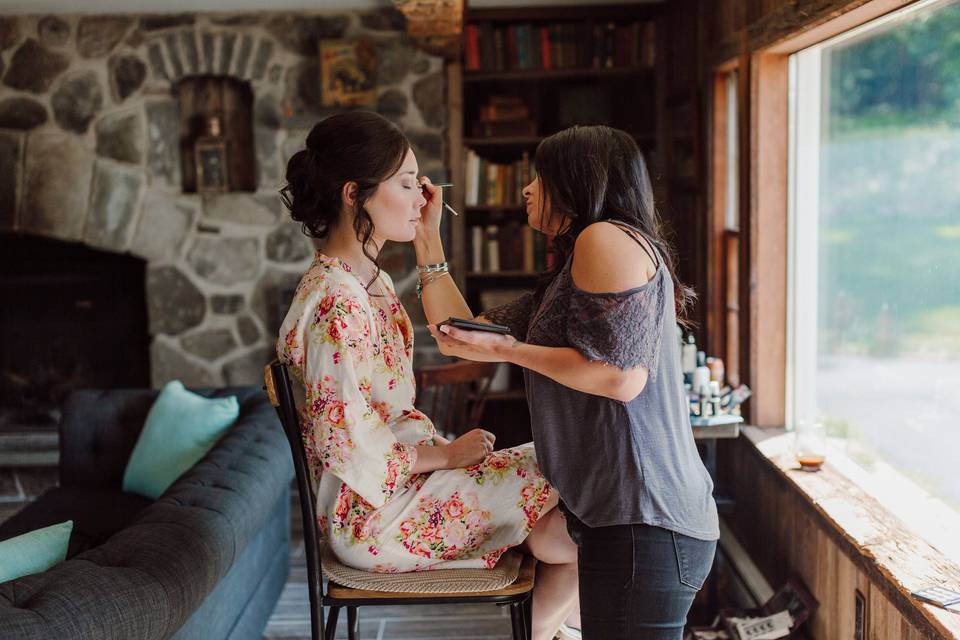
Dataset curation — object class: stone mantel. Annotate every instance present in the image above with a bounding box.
[0,9,447,387]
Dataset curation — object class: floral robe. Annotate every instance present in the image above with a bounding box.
[277,253,552,572]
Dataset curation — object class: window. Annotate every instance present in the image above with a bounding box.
[788,0,960,559]
[711,69,741,385]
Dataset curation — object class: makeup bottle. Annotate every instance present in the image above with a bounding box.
[709,381,722,416]
[692,351,710,401]
[682,334,697,384]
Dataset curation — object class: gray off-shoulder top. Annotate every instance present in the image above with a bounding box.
[484,224,719,540]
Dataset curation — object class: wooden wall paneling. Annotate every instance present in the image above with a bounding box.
[745,51,788,426]
[719,432,960,638]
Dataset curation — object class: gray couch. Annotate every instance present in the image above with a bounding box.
[0,386,293,639]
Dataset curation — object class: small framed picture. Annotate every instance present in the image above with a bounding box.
[195,140,228,194]
[319,39,377,107]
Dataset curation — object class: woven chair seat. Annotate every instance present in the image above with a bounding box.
[321,544,524,594]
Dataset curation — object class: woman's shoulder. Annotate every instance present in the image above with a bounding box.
[293,258,371,312]
[570,221,658,294]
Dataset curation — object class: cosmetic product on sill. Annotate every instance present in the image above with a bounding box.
[709,381,721,416]
[691,351,710,400]
[707,356,725,385]
[794,418,826,471]
[681,333,697,385]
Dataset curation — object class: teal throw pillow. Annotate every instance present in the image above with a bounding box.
[0,520,73,584]
[122,380,240,499]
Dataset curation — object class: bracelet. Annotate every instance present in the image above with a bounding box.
[416,270,451,299]
[416,261,449,274]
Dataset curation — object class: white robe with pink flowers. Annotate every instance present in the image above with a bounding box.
[277,252,552,572]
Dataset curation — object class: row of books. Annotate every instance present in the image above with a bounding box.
[469,223,556,274]
[464,21,656,72]
[464,149,535,207]
[472,95,536,138]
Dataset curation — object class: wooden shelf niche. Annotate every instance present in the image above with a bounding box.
[176,75,256,194]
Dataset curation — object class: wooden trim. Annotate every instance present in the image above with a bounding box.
[736,43,753,421]
[446,61,466,292]
[759,0,915,55]
[706,72,728,358]
[745,51,789,427]
[466,4,659,22]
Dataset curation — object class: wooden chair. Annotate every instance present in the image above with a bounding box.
[414,360,499,439]
[263,360,535,640]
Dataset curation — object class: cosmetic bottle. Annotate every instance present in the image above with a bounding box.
[681,334,697,383]
[692,351,710,400]
[709,381,722,416]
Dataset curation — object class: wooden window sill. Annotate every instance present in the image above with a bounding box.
[742,426,960,639]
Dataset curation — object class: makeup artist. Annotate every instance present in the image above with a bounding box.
[417,125,719,640]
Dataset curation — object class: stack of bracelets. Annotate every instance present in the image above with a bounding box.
[416,261,450,298]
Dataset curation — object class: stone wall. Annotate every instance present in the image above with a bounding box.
[0,9,446,387]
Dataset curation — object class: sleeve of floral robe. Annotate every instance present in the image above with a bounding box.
[301,287,418,509]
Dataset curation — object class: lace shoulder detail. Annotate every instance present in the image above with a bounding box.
[562,267,666,378]
[480,292,537,342]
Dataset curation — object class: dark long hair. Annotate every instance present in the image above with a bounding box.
[534,125,696,326]
[279,111,410,289]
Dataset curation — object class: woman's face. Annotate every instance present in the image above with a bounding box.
[522,175,565,235]
[363,148,427,244]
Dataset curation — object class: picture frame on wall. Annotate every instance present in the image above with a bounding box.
[319,39,377,107]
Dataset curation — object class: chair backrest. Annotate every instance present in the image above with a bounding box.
[414,361,499,439]
[264,360,324,640]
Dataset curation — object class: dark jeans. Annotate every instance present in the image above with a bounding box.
[563,509,717,640]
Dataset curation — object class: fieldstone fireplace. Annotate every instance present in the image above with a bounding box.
[0,8,447,395]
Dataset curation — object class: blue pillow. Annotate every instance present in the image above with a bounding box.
[122,380,240,499]
[0,520,73,584]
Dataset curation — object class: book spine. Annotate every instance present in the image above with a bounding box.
[642,21,656,67]
[506,25,518,71]
[591,24,603,69]
[530,25,543,70]
[465,25,480,70]
[477,157,488,205]
[485,225,500,272]
[523,225,535,272]
[516,24,527,70]
[471,226,484,272]
[493,28,505,71]
[464,149,479,207]
[550,25,562,70]
[604,23,615,69]
[479,23,495,70]
[540,26,551,70]
[486,162,498,206]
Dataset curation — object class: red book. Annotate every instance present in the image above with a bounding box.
[540,25,551,70]
[465,25,481,70]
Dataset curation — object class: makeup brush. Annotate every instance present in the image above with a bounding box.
[420,182,459,216]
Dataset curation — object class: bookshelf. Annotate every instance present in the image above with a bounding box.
[445,3,664,444]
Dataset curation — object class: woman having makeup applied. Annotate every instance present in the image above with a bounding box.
[418,125,719,640]
[276,111,579,640]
